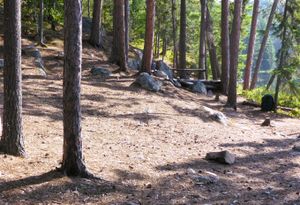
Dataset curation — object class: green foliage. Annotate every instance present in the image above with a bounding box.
[238,86,300,117]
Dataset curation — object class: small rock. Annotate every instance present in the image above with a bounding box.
[90,67,112,78]
[145,183,152,189]
[261,118,271,126]
[194,171,219,185]
[205,150,236,165]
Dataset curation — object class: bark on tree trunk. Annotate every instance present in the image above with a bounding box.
[1,0,25,157]
[221,0,230,95]
[243,0,260,90]
[274,0,289,111]
[141,0,155,73]
[206,8,220,80]
[62,0,90,177]
[198,0,207,80]
[171,0,178,69]
[250,0,279,89]
[125,0,130,63]
[179,0,187,78]
[111,0,128,72]
[226,0,242,109]
[38,0,45,46]
[90,0,103,47]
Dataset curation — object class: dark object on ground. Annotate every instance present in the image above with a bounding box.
[261,94,275,111]
[293,144,300,152]
[261,118,271,126]
[242,100,260,107]
[205,150,235,165]
[132,72,162,92]
[90,67,112,78]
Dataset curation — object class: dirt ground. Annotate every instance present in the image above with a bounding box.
[0,38,300,205]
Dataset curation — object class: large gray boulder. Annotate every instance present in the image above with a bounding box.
[128,58,141,70]
[155,60,174,81]
[192,80,207,95]
[133,72,162,92]
[91,67,112,78]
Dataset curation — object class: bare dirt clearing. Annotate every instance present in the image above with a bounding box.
[0,40,300,205]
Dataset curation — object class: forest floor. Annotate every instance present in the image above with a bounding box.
[0,36,300,205]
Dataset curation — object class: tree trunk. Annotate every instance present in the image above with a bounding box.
[89,0,103,47]
[250,0,279,89]
[38,0,45,45]
[221,0,230,95]
[226,0,242,109]
[1,0,25,157]
[171,0,178,69]
[206,8,220,80]
[243,0,259,90]
[198,0,207,79]
[62,0,90,177]
[125,0,130,63]
[88,0,91,18]
[162,36,167,61]
[141,0,155,73]
[111,0,128,72]
[274,0,289,110]
[179,0,187,78]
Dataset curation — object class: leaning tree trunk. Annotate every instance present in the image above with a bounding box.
[171,0,178,69]
[179,0,187,78]
[221,0,230,95]
[1,0,25,157]
[62,0,90,177]
[274,0,289,110]
[250,0,279,89]
[243,0,260,90]
[226,0,242,109]
[89,0,103,47]
[198,0,207,79]
[141,0,156,73]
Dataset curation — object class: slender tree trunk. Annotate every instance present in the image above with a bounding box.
[125,0,130,63]
[38,0,45,45]
[171,0,178,69]
[221,0,230,95]
[111,0,128,72]
[226,0,242,109]
[250,0,279,89]
[89,0,103,47]
[243,0,260,90]
[206,8,220,80]
[62,0,90,177]
[198,0,207,79]
[88,0,91,18]
[1,0,25,157]
[179,0,187,78]
[274,0,289,110]
[141,0,156,73]
[162,36,167,61]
